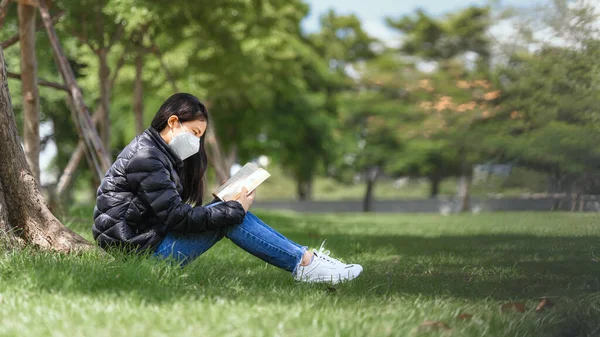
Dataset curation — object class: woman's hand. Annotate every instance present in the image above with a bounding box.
[236,187,256,212]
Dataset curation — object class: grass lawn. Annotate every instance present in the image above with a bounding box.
[0,210,599,336]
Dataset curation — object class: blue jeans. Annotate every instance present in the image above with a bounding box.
[153,203,306,273]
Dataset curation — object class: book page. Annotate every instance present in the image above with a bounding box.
[214,162,258,195]
[213,163,271,201]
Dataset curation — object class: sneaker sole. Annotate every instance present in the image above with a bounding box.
[299,270,362,284]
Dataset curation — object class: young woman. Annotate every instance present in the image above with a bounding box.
[92,93,362,284]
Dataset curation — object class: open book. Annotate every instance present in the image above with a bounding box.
[212,162,271,201]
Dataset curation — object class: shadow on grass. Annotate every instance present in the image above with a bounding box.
[2,229,599,305]
[288,230,600,299]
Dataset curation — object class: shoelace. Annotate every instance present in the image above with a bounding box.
[314,240,344,265]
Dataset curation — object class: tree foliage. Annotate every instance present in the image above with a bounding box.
[2,0,599,208]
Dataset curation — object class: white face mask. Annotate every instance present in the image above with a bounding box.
[168,121,200,161]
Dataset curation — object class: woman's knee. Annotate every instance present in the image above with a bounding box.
[223,213,254,239]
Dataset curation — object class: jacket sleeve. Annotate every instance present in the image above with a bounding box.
[125,148,246,233]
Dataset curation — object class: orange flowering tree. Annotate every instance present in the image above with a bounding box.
[385,5,496,207]
[388,61,503,198]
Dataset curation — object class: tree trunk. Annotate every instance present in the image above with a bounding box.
[18,3,41,184]
[363,166,380,212]
[205,123,232,183]
[224,145,237,176]
[97,48,111,153]
[55,47,126,197]
[0,179,9,233]
[296,178,313,201]
[134,53,144,134]
[548,172,561,211]
[56,141,85,195]
[458,174,472,212]
[202,101,236,183]
[429,175,441,199]
[297,180,306,201]
[0,46,93,252]
[38,2,111,175]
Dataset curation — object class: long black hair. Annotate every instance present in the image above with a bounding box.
[150,93,208,205]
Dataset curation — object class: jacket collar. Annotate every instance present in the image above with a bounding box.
[146,126,184,170]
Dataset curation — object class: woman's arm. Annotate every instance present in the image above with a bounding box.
[126,149,245,233]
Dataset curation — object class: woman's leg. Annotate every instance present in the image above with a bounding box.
[153,202,225,266]
[223,212,307,274]
[154,202,306,271]
[243,212,304,250]
[153,230,223,266]
[153,208,362,283]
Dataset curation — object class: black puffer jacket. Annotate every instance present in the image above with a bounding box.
[92,127,246,252]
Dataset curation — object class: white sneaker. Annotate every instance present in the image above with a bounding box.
[294,241,363,284]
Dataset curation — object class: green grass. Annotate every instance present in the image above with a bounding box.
[1,210,599,336]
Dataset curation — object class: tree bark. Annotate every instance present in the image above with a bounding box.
[0,46,93,252]
[429,175,441,199]
[97,48,111,153]
[0,179,9,233]
[18,2,41,184]
[363,166,380,212]
[134,53,144,134]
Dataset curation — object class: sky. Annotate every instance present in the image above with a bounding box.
[301,0,526,45]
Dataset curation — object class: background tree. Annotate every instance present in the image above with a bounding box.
[335,52,407,211]
[54,0,128,155]
[0,46,92,251]
[484,45,600,208]
[386,6,494,210]
[303,11,381,204]
[1,1,112,204]
[461,0,600,210]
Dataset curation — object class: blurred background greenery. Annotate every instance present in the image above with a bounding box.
[1,0,599,212]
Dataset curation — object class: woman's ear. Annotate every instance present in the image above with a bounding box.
[167,115,179,130]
